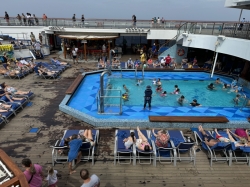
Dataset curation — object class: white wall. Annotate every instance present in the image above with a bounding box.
[0,26,45,40]
[147,30,177,40]
[182,34,250,61]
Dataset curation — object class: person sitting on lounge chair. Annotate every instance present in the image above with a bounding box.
[0,103,12,111]
[152,129,169,148]
[153,60,161,68]
[112,58,120,69]
[229,128,250,142]
[38,66,58,76]
[52,57,68,66]
[20,58,30,66]
[127,58,134,69]
[136,126,152,151]
[99,58,105,68]
[78,129,95,146]
[3,83,30,95]
[226,129,250,147]
[198,125,220,147]
[123,131,136,149]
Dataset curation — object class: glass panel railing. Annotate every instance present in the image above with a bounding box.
[1,17,250,40]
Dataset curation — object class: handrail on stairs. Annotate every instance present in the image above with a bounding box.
[158,22,189,57]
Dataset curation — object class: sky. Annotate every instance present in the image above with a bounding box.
[1,0,250,21]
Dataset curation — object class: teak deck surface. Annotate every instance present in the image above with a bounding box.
[0,57,249,187]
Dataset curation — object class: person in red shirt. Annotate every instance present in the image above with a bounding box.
[165,54,171,67]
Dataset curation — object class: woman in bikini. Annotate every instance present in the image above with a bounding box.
[123,132,136,149]
[136,126,152,151]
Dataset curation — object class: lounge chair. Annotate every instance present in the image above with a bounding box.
[0,114,7,126]
[168,130,196,166]
[150,131,175,166]
[34,66,58,79]
[229,130,250,166]
[134,129,155,165]
[120,62,127,69]
[114,129,136,165]
[192,128,231,166]
[0,95,28,109]
[51,129,99,166]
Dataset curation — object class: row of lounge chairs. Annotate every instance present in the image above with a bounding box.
[191,127,250,166]
[0,86,34,126]
[0,58,70,80]
[50,128,250,167]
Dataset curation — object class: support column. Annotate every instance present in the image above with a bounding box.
[211,52,218,78]
[108,42,111,58]
[84,42,87,61]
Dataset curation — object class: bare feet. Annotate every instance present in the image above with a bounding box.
[69,170,76,175]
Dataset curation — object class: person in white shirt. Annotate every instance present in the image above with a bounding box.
[160,58,165,67]
[127,58,134,69]
[20,58,30,66]
[72,48,79,64]
[102,44,106,53]
[80,169,100,187]
[44,166,58,187]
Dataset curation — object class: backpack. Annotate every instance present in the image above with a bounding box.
[156,134,169,148]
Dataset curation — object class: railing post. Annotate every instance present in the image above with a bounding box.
[220,23,224,35]
[212,23,215,35]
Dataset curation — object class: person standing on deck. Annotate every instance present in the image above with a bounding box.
[80,169,100,187]
[72,14,76,27]
[143,85,153,110]
[4,11,10,25]
[132,14,136,28]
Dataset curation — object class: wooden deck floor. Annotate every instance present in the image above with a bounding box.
[0,57,250,187]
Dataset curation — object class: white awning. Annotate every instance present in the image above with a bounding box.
[58,35,118,40]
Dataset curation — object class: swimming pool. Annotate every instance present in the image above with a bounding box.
[108,78,241,107]
[60,71,250,127]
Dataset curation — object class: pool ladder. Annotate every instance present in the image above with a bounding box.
[135,66,144,78]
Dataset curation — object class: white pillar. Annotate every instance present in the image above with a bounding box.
[211,52,218,78]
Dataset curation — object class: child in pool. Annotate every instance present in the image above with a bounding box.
[233,94,240,105]
[123,84,129,92]
[178,95,185,105]
[161,91,167,97]
[152,79,156,85]
[156,85,162,92]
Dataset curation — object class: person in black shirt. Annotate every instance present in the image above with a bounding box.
[4,11,10,25]
[207,83,215,90]
[190,99,201,107]
[143,85,152,110]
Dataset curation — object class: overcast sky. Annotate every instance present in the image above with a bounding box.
[1,0,250,21]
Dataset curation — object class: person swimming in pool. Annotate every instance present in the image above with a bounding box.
[152,78,156,85]
[156,85,163,92]
[207,83,215,90]
[161,91,167,97]
[234,85,243,93]
[178,95,185,105]
[215,78,222,84]
[172,88,180,94]
[137,79,142,86]
[223,83,230,89]
[233,94,240,105]
[123,84,129,92]
[122,93,129,101]
[156,78,161,86]
[190,99,201,107]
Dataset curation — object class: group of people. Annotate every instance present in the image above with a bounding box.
[4,11,48,26]
[21,158,100,187]
[151,17,165,27]
[199,125,250,148]
[123,126,169,151]
[181,57,198,69]
[72,14,85,27]
[207,78,245,105]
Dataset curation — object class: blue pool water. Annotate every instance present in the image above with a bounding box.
[108,78,241,107]
[65,71,250,122]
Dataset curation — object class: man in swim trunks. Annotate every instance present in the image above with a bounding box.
[198,125,219,147]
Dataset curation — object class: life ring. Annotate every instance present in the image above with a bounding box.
[177,49,185,56]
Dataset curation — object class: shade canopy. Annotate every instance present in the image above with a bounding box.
[58,35,118,40]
